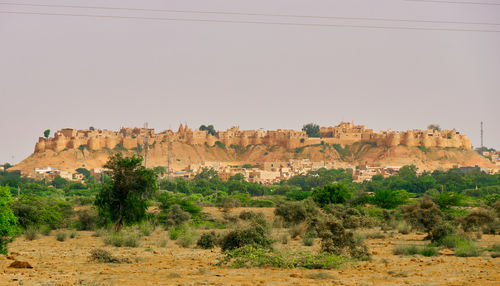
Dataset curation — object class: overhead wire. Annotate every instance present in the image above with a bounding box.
[1,10,499,32]
[406,0,500,6]
[1,2,499,26]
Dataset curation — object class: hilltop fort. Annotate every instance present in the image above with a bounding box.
[34,122,472,154]
[13,121,493,182]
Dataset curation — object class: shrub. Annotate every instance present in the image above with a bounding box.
[317,216,370,259]
[176,228,198,248]
[393,245,437,256]
[274,199,321,227]
[430,222,457,242]
[89,249,124,263]
[56,231,67,242]
[402,197,443,236]
[169,224,187,240]
[455,241,482,257]
[290,222,308,239]
[165,205,191,228]
[0,186,18,254]
[138,221,155,236]
[197,232,218,249]
[220,224,272,251]
[218,245,346,269]
[396,221,411,234]
[280,233,289,244]
[459,209,494,232]
[40,225,51,236]
[70,231,77,239]
[10,194,73,230]
[75,209,98,231]
[24,226,38,241]
[102,228,142,247]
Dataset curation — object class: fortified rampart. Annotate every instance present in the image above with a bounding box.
[33,122,472,153]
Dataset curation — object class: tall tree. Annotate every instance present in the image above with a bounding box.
[43,129,51,138]
[302,123,320,137]
[95,154,158,231]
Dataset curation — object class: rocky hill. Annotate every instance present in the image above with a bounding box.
[11,122,495,175]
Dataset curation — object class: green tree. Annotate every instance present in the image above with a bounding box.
[43,129,51,138]
[372,189,410,209]
[0,186,18,254]
[52,176,69,189]
[199,124,217,136]
[312,183,352,208]
[95,154,158,231]
[427,124,441,132]
[89,126,95,131]
[302,123,320,138]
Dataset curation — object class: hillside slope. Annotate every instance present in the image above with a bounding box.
[12,142,495,175]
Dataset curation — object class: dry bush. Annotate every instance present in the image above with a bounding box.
[274,199,321,227]
[430,222,457,242]
[24,226,38,241]
[402,197,443,236]
[459,208,494,232]
[317,216,370,259]
[328,205,377,229]
[197,231,218,249]
[289,222,308,239]
[89,249,126,263]
[75,208,98,231]
[165,205,191,228]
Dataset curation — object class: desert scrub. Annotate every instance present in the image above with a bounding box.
[220,224,272,251]
[393,245,437,257]
[102,228,143,247]
[431,234,482,257]
[176,228,198,248]
[169,224,187,240]
[56,231,68,242]
[89,249,127,263]
[24,226,39,241]
[218,245,346,269]
[138,221,155,236]
[197,231,218,249]
[454,240,483,257]
[395,221,411,234]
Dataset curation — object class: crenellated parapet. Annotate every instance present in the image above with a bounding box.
[33,122,473,154]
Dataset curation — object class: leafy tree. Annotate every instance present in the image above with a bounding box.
[76,168,90,180]
[43,129,51,138]
[95,154,158,231]
[427,124,441,131]
[0,186,18,254]
[302,123,320,138]
[371,189,410,209]
[52,176,69,189]
[89,126,95,131]
[199,124,217,136]
[312,183,352,208]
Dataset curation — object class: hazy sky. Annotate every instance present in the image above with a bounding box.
[1,0,499,164]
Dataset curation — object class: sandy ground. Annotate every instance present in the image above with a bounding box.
[1,208,500,286]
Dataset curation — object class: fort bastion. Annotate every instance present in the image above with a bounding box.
[34,122,472,153]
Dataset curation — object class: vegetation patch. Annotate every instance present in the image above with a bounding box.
[218,245,346,269]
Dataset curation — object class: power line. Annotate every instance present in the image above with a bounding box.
[1,2,500,26]
[406,0,500,6]
[1,10,500,33]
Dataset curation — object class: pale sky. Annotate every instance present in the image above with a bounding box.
[1,0,499,164]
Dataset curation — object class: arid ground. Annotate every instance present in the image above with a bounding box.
[2,207,499,286]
